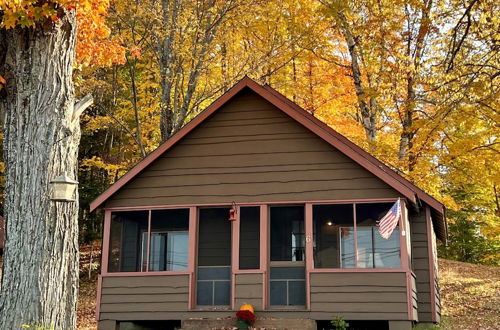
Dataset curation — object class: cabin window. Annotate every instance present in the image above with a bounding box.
[108,211,149,272]
[312,202,401,269]
[239,206,260,270]
[108,209,189,273]
[148,209,189,271]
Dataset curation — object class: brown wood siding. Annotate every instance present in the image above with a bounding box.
[105,89,399,208]
[310,272,409,320]
[411,211,434,322]
[411,272,419,321]
[234,273,263,310]
[101,310,410,322]
[435,276,441,322]
[99,275,189,320]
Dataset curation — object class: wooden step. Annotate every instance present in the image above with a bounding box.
[181,318,316,330]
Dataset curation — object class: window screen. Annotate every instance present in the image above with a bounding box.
[197,208,231,306]
[198,208,231,266]
[313,204,354,268]
[269,267,305,306]
[108,211,148,272]
[239,206,260,270]
[149,209,189,271]
[270,206,304,262]
[356,203,400,268]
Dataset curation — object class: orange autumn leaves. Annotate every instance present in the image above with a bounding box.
[75,0,126,66]
[0,0,125,67]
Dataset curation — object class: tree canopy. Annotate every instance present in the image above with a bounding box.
[1,0,498,266]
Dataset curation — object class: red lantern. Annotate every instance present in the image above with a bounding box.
[228,208,236,221]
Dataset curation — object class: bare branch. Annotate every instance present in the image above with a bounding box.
[72,94,93,122]
[446,0,480,73]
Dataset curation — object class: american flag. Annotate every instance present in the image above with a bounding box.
[378,199,401,239]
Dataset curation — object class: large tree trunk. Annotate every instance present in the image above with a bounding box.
[0,13,80,330]
[398,0,432,171]
[336,11,378,142]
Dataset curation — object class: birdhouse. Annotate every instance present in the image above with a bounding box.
[50,172,78,202]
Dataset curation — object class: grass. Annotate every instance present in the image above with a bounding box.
[76,244,499,330]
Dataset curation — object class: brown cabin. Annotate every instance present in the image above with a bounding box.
[91,77,445,330]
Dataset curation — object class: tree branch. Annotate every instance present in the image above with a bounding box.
[446,0,479,73]
[72,94,93,121]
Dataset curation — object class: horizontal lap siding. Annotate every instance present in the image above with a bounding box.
[106,89,399,208]
[99,275,189,320]
[435,277,441,308]
[310,273,409,320]
[434,265,441,322]
[411,212,433,322]
[235,274,263,310]
[412,273,419,321]
[101,311,408,322]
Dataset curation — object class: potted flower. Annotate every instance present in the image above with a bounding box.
[236,304,256,330]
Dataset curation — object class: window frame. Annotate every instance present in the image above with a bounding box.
[103,207,194,276]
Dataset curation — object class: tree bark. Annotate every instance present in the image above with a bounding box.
[398,0,432,171]
[336,11,378,142]
[0,12,80,330]
[129,59,146,157]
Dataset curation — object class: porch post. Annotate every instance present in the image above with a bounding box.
[260,205,268,310]
[400,199,410,270]
[145,210,151,272]
[231,206,241,310]
[188,206,197,310]
[101,210,111,274]
[400,200,412,320]
[305,203,313,310]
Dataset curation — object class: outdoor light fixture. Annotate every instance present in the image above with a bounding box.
[50,172,78,202]
[327,221,333,226]
[228,201,237,221]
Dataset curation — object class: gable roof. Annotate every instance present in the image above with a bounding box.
[90,76,446,241]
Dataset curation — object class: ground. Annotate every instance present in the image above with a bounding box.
[77,242,100,330]
[437,259,500,330]
[76,244,499,330]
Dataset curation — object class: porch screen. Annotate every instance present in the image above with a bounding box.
[269,206,306,306]
[270,206,305,261]
[149,209,189,271]
[108,211,148,272]
[312,202,401,269]
[313,204,354,268]
[356,203,400,268]
[239,206,260,270]
[197,208,231,306]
